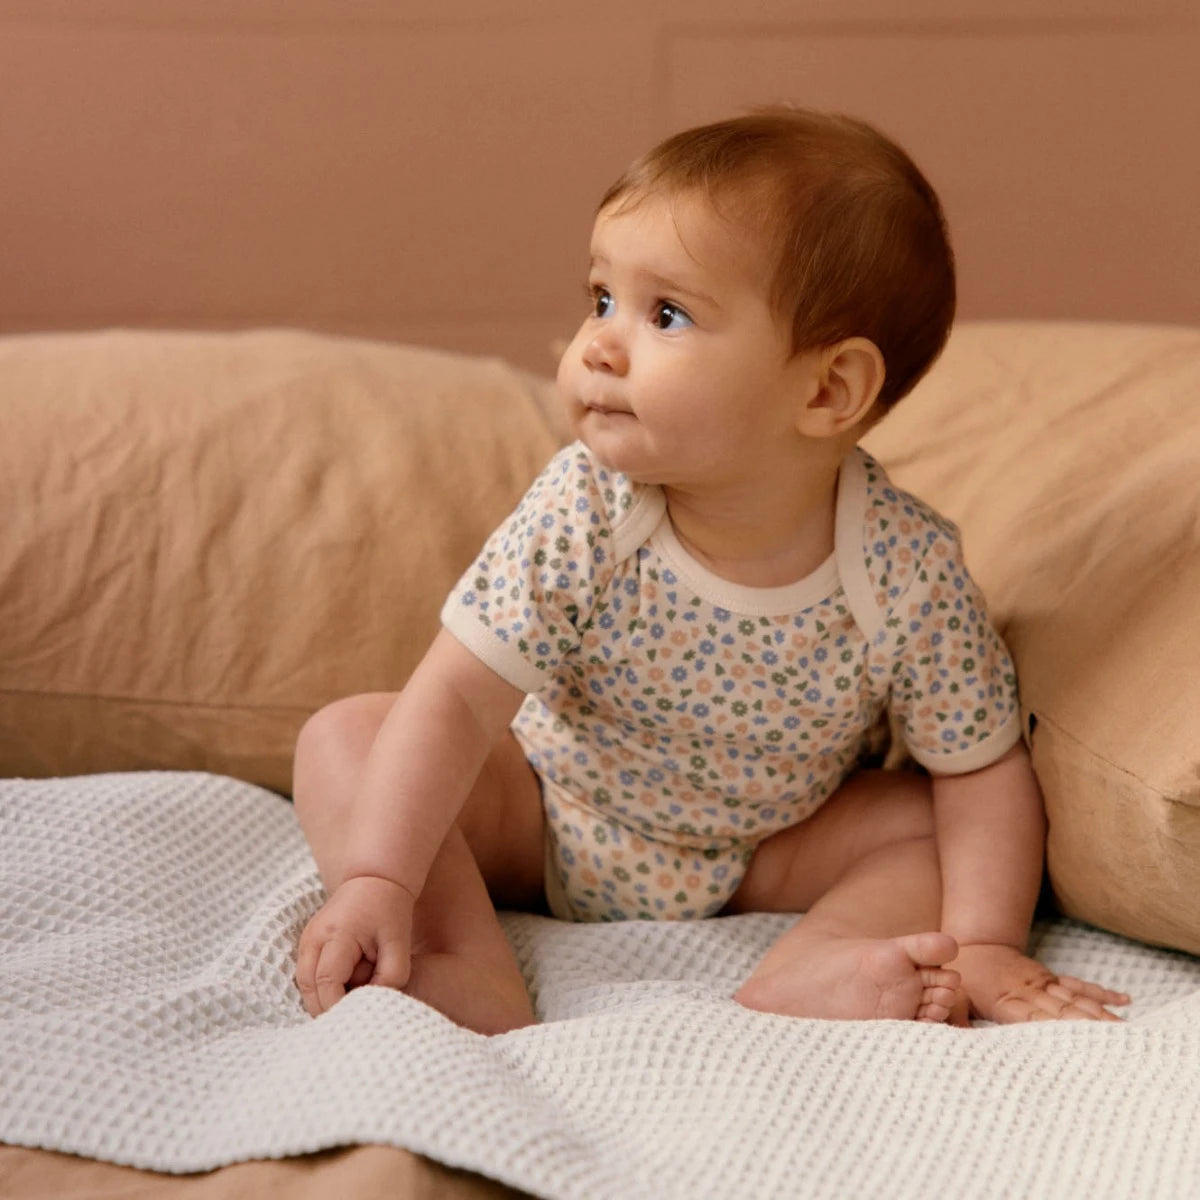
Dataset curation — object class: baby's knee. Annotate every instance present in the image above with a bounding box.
[293,702,344,788]
[295,696,352,758]
[293,692,395,805]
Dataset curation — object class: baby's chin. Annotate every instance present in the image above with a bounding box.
[575,429,626,472]
[582,441,668,487]
[566,405,668,484]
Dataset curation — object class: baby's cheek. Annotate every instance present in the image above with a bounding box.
[555,341,581,391]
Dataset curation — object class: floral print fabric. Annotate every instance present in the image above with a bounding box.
[442,442,1020,921]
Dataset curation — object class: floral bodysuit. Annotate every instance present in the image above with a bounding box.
[442,442,1021,921]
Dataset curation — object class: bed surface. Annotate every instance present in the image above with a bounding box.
[0,1145,524,1200]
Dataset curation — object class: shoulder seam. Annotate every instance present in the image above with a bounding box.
[834,448,884,640]
[573,442,664,565]
[611,485,666,563]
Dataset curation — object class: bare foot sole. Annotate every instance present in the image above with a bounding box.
[735,931,961,1022]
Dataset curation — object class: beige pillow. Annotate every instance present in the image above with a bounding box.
[0,329,565,794]
[864,320,1200,955]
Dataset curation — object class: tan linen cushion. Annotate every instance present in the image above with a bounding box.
[864,320,1200,955]
[0,329,565,795]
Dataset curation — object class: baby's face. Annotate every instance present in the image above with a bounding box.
[557,189,823,491]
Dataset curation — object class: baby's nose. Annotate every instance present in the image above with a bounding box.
[582,327,629,375]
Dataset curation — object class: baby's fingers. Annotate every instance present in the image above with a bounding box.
[994,982,1117,1024]
[1045,976,1129,1022]
[296,927,358,1016]
[312,936,364,1014]
[368,936,411,991]
[294,927,328,1017]
[1018,978,1124,1022]
[1040,988,1123,1022]
[1052,974,1131,1007]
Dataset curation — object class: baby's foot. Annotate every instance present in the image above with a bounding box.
[734,931,960,1023]
[404,951,537,1036]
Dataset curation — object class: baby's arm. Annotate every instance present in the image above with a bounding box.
[933,744,1130,1022]
[294,630,525,1016]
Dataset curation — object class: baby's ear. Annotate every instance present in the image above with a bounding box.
[796,338,885,438]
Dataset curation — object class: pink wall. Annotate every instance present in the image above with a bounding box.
[1,1,1196,372]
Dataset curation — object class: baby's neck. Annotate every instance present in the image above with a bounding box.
[663,456,842,589]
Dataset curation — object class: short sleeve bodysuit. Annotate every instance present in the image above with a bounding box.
[442,442,1021,922]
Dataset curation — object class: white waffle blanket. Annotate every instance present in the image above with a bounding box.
[3,772,1199,1199]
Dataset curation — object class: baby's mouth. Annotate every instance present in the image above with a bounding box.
[582,398,633,417]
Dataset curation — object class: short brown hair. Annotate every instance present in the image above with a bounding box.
[599,108,955,411]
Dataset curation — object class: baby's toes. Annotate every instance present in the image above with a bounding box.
[915,969,960,1024]
[920,966,961,994]
[916,984,960,1023]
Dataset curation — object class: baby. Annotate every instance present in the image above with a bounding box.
[293,108,1128,1033]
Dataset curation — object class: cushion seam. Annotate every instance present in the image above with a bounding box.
[1032,708,1195,805]
[0,687,312,715]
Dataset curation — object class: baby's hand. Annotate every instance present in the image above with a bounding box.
[295,875,416,1017]
[952,942,1130,1024]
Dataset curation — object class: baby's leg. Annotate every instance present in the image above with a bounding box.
[725,770,960,1023]
[293,693,545,903]
[400,822,537,1035]
[293,693,545,1033]
[293,693,399,891]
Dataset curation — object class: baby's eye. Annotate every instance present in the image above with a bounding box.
[589,287,615,319]
[653,301,693,331]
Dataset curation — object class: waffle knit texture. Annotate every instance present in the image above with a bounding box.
[2,772,1198,1199]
